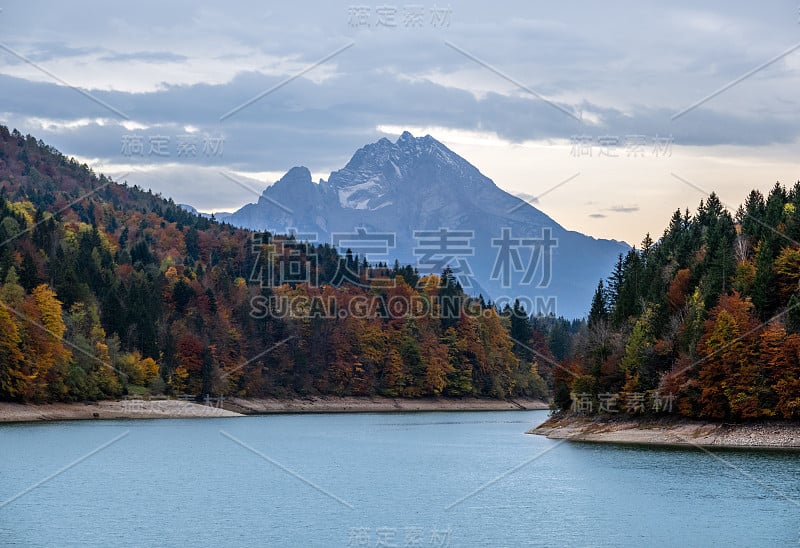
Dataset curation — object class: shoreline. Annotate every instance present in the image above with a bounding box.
[529,414,800,449]
[225,396,548,415]
[0,397,549,424]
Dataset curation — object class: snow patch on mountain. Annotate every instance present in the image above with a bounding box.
[337,179,382,210]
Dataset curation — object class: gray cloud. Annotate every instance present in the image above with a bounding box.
[0,0,798,210]
[98,51,189,63]
[606,205,640,214]
[18,42,103,63]
[3,60,798,178]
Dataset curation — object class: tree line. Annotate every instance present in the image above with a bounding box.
[555,184,800,420]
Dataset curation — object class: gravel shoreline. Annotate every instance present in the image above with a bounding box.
[0,400,242,422]
[529,414,800,449]
[0,397,549,423]
[221,396,549,414]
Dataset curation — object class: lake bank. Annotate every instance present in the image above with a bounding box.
[0,399,243,422]
[225,396,548,414]
[0,396,549,423]
[530,414,800,449]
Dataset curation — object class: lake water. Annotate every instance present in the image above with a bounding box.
[0,410,798,547]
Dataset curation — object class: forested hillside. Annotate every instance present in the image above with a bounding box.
[0,126,551,403]
[556,184,800,420]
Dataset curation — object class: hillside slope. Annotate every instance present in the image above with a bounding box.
[0,126,552,403]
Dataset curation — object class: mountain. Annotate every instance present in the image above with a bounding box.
[226,131,629,317]
[178,204,232,222]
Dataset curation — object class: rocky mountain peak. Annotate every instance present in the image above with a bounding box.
[224,132,629,317]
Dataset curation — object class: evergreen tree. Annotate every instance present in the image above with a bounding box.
[588,280,608,328]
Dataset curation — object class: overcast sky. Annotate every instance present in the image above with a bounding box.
[1,1,798,244]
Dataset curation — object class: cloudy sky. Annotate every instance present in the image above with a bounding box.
[1,1,798,244]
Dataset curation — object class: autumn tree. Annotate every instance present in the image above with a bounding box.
[19,285,72,401]
[695,293,758,419]
[0,304,26,400]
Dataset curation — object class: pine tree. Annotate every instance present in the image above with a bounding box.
[606,254,624,314]
[751,237,777,318]
[588,280,608,328]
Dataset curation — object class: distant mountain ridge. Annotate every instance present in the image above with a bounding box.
[178,204,232,222]
[226,131,629,317]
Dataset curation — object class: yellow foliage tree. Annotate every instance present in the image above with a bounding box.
[19,285,72,401]
[0,304,28,400]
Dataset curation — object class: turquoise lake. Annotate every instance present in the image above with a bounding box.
[1,410,798,546]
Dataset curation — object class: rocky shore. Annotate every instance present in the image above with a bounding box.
[530,414,800,449]
[225,396,549,414]
[0,399,242,422]
[0,397,549,423]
